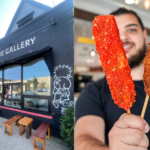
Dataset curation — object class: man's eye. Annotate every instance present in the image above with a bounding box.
[128,29,136,32]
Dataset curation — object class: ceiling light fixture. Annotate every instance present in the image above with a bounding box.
[125,0,134,4]
[125,0,150,10]
[145,0,150,9]
[90,50,96,57]
[134,0,139,5]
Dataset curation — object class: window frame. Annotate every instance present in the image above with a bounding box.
[0,57,51,114]
[0,94,2,105]
[0,69,2,105]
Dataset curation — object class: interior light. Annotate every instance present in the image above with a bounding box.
[90,50,96,57]
[145,0,150,9]
[134,0,139,5]
[92,36,94,39]
[78,76,83,80]
[125,0,134,4]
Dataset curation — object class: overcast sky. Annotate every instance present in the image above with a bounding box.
[0,0,64,39]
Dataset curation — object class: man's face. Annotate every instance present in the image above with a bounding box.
[115,14,147,69]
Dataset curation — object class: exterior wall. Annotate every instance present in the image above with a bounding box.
[0,0,73,138]
[10,2,47,34]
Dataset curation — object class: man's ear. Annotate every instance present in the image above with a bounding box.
[144,29,147,43]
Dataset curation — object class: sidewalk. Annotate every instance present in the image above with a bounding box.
[0,117,70,150]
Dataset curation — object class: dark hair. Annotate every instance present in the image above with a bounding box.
[110,7,144,30]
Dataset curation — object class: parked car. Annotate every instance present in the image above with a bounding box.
[37,89,47,92]
[23,91,39,95]
[15,91,39,96]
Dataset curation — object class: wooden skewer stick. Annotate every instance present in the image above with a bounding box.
[141,94,149,118]
[127,109,131,114]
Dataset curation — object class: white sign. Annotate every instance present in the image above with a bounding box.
[0,36,36,57]
[30,84,34,87]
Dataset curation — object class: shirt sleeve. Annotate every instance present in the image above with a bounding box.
[75,80,106,124]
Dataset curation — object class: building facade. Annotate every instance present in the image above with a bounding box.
[0,0,74,138]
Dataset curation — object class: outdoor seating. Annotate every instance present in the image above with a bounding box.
[3,115,23,136]
[18,116,33,139]
[33,122,50,150]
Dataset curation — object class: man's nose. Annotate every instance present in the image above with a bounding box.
[119,32,129,43]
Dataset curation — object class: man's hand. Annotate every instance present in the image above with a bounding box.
[109,113,149,150]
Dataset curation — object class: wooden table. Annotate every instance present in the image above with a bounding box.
[18,117,33,139]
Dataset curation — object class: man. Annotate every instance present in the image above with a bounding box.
[75,8,150,150]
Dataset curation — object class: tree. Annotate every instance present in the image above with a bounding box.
[33,77,38,90]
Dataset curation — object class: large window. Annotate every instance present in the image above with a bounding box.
[4,100,21,108]
[0,69,2,104]
[4,65,21,83]
[23,58,50,96]
[1,57,51,113]
[12,85,21,99]
[0,96,1,104]
[24,98,48,112]
[23,58,50,112]
[3,65,22,108]
[0,69,2,94]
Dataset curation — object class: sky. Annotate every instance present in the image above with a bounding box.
[0,0,64,39]
[4,59,50,81]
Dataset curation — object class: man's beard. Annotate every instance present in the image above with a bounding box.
[128,43,147,69]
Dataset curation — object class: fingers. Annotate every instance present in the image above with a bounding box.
[109,126,149,149]
[109,113,149,150]
[115,113,149,133]
[110,142,148,150]
[120,128,149,148]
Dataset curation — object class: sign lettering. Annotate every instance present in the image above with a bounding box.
[0,36,36,57]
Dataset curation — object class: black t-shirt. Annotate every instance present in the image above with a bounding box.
[75,76,150,148]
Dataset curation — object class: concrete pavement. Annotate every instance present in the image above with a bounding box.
[0,117,70,150]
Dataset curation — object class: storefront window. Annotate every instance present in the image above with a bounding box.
[12,85,21,99]
[4,65,21,83]
[4,84,21,99]
[24,98,48,112]
[4,85,11,99]
[4,100,21,108]
[0,69,2,93]
[23,58,50,96]
[0,96,2,103]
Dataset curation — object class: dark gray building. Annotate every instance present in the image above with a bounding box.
[0,0,74,138]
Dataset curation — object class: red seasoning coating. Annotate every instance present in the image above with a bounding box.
[143,44,150,96]
[92,15,136,112]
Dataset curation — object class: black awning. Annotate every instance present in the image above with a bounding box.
[0,46,54,75]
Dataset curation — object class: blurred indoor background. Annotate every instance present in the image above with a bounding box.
[74,0,150,99]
